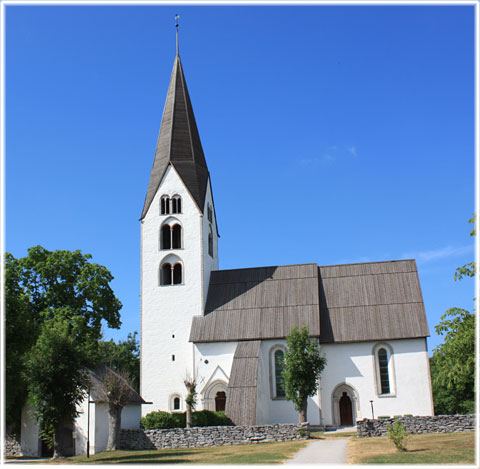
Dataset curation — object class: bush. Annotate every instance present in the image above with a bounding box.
[141,410,232,429]
[387,420,408,451]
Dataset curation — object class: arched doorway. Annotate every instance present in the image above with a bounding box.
[202,379,228,411]
[331,383,359,427]
[215,391,226,411]
[339,392,353,426]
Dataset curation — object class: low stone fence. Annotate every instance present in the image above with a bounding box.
[120,423,309,450]
[4,435,21,457]
[357,414,476,437]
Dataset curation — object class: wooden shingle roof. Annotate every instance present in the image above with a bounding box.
[189,259,429,344]
[189,264,320,343]
[141,55,210,219]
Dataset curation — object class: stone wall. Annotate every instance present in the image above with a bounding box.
[357,414,476,437]
[4,435,21,457]
[120,423,309,450]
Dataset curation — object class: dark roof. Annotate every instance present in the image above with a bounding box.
[225,341,261,426]
[189,264,320,343]
[319,259,430,342]
[141,55,210,219]
[189,260,429,344]
[89,366,146,405]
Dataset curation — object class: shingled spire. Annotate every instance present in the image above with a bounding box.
[141,54,210,219]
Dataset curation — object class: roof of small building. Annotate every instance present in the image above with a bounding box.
[141,54,210,219]
[88,366,146,405]
[189,259,429,343]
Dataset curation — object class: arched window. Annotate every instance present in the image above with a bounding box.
[274,350,286,398]
[173,397,180,410]
[215,391,226,411]
[173,263,182,285]
[160,222,182,250]
[207,204,213,223]
[208,226,213,257]
[172,196,182,214]
[378,348,390,395]
[172,224,182,249]
[161,225,171,250]
[373,343,395,396]
[161,196,170,215]
[161,263,172,286]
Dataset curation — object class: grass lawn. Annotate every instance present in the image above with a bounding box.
[347,431,476,465]
[311,431,357,440]
[38,439,309,464]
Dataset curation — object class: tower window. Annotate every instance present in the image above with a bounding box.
[160,223,182,250]
[208,225,213,257]
[173,263,182,285]
[207,204,213,223]
[161,263,172,286]
[161,196,170,215]
[172,354,175,361]
[172,196,182,214]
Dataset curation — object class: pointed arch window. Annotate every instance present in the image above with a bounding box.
[373,343,396,396]
[161,196,170,215]
[378,348,390,395]
[207,204,213,223]
[172,196,182,214]
[160,223,182,250]
[270,346,286,399]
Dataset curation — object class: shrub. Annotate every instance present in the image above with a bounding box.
[140,410,232,429]
[387,419,408,451]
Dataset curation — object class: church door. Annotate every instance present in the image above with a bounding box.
[339,392,353,426]
[215,391,226,411]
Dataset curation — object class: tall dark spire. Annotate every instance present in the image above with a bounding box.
[141,55,210,220]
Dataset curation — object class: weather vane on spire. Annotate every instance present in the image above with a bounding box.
[175,14,180,56]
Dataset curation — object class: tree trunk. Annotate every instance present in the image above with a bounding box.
[53,420,68,459]
[298,399,308,424]
[186,403,192,428]
[106,405,122,450]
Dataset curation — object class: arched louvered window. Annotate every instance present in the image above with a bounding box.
[161,196,170,215]
[172,224,182,249]
[173,263,182,285]
[161,263,172,286]
[161,225,171,250]
[378,348,390,395]
[208,226,213,257]
[273,349,285,398]
[207,204,213,223]
[172,196,182,214]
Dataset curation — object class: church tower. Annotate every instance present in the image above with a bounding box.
[140,48,219,413]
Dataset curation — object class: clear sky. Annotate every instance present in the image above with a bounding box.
[5,3,475,355]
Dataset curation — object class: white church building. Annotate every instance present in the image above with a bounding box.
[139,50,434,428]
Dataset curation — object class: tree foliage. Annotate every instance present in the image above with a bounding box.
[97,332,140,391]
[282,326,326,423]
[430,217,475,415]
[5,246,122,454]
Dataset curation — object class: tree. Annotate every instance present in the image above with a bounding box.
[97,332,140,391]
[184,376,197,429]
[430,217,475,415]
[96,367,135,450]
[5,246,122,455]
[282,326,327,423]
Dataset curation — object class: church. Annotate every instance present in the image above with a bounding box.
[139,47,434,428]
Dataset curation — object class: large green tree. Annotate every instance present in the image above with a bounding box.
[5,246,122,454]
[282,326,326,423]
[430,217,475,415]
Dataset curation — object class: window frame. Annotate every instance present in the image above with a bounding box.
[372,342,396,397]
[269,345,287,400]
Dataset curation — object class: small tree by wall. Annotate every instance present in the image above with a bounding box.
[282,326,326,423]
[184,376,197,429]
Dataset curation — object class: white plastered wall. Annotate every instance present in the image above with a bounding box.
[20,405,41,457]
[141,165,218,416]
[320,338,434,426]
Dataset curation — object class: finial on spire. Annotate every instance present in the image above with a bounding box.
[175,14,180,56]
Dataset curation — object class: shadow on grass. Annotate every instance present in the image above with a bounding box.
[405,449,427,453]
[76,451,196,464]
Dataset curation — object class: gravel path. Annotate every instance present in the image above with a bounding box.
[284,438,348,465]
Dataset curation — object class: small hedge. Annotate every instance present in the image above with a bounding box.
[141,410,232,430]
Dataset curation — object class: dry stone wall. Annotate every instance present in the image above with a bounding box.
[4,435,21,457]
[120,423,309,450]
[357,414,475,437]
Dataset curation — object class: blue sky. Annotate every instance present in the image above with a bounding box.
[5,3,475,355]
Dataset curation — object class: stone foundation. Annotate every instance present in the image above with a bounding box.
[357,414,476,437]
[4,435,21,457]
[120,423,309,450]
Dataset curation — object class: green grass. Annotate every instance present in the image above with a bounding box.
[348,431,475,465]
[40,439,309,464]
[310,431,357,439]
